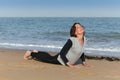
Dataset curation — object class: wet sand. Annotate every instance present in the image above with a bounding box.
[0,49,120,80]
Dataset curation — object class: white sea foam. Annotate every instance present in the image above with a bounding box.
[86,47,120,53]
[0,43,62,49]
[0,42,120,53]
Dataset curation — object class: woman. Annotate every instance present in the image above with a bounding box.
[23,22,89,68]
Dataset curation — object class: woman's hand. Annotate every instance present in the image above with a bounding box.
[66,62,80,68]
[82,61,92,67]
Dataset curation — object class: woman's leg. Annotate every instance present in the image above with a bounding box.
[24,50,60,64]
[31,51,60,64]
[23,50,38,60]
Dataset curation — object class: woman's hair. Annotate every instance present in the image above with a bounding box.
[70,22,85,37]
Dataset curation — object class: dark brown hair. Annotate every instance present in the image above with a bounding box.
[70,22,85,37]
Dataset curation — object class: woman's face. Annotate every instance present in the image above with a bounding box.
[75,24,84,35]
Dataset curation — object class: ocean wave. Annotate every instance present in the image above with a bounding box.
[0,43,62,49]
[86,47,120,52]
[87,32,120,40]
[0,43,120,53]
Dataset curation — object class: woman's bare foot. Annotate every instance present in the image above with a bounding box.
[23,50,32,60]
[33,50,38,53]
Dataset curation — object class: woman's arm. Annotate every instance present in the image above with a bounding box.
[59,39,72,65]
[60,39,81,68]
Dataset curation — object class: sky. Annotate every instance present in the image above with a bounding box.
[0,0,120,17]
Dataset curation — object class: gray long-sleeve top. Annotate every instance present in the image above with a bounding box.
[57,37,85,65]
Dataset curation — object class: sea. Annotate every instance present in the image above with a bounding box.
[0,17,120,58]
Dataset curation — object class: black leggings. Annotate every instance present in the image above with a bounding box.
[31,51,86,64]
[31,51,60,64]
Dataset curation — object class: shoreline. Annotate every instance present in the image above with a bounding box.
[86,55,120,61]
[1,48,120,61]
[0,48,120,80]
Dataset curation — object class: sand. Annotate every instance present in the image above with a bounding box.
[0,49,120,80]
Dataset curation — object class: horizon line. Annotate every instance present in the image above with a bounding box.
[0,16,120,18]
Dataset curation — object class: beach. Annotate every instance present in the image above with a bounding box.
[0,49,120,80]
